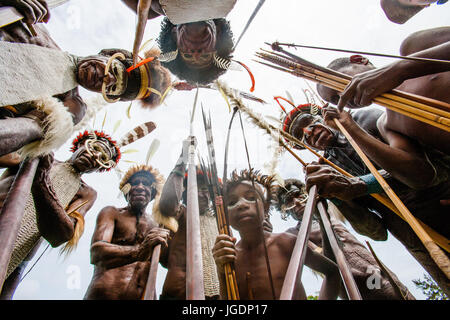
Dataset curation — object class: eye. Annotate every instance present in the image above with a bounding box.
[184,53,193,59]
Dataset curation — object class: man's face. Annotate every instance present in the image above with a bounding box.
[127,174,155,210]
[173,20,218,69]
[226,182,265,230]
[290,114,335,150]
[281,186,308,221]
[70,139,113,174]
[77,56,127,95]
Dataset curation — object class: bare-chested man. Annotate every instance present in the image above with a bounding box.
[212,169,341,300]
[0,129,121,299]
[275,178,415,300]
[334,27,450,157]
[84,165,170,300]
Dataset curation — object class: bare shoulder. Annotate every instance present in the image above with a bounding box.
[96,205,121,222]
[400,27,450,56]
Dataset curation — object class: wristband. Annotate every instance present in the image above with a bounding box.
[359,174,384,195]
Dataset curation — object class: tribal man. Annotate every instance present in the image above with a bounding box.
[121,0,236,84]
[282,98,450,294]
[212,169,341,300]
[275,178,415,300]
[1,1,171,158]
[84,164,169,300]
[0,128,120,299]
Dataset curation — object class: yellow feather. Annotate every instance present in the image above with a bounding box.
[148,87,162,97]
[146,139,160,165]
[217,85,231,112]
[126,102,132,119]
[139,38,154,54]
[101,110,108,131]
[121,149,139,154]
[159,85,173,105]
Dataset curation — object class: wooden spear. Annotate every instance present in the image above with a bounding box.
[334,119,450,278]
[317,201,362,300]
[279,185,319,300]
[142,243,161,300]
[0,158,39,292]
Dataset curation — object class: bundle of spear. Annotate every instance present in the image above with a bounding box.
[201,108,240,300]
[254,45,450,132]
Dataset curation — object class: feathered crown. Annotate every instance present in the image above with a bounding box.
[71,122,156,172]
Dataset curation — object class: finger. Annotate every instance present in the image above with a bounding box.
[337,82,357,111]
[37,0,50,22]
[31,0,46,22]
[305,164,323,175]
[19,1,38,24]
[360,90,375,107]
[215,234,233,244]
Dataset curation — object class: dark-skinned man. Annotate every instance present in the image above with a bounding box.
[275,178,415,300]
[1,1,171,158]
[84,164,170,300]
[0,129,120,299]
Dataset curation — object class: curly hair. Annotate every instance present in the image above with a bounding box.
[274,179,306,212]
[157,18,234,85]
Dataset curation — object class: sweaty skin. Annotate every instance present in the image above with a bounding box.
[85,175,169,300]
[213,183,341,300]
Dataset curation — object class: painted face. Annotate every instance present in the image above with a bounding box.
[71,139,114,173]
[83,138,116,169]
[226,182,265,229]
[290,114,335,150]
[281,186,308,221]
[77,57,127,95]
[174,20,217,69]
[127,174,155,209]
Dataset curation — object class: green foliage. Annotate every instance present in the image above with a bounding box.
[413,274,448,300]
[307,295,318,300]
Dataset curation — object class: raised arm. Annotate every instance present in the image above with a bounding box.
[159,137,195,217]
[338,38,450,110]
[120,0,163,19]
[31,155,96,247]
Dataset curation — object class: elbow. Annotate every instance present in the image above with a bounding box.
[158,199,177,217]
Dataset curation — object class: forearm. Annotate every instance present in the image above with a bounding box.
[393,41,450,83]
[342,121,434,188]
[32,177,74,247]
[159,163,185,216]
[90,241,142,269]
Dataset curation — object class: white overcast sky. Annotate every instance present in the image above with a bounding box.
[7,0,450,300]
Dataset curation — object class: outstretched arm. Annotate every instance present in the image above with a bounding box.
[32,155,96,247]
[337,40,450,110]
